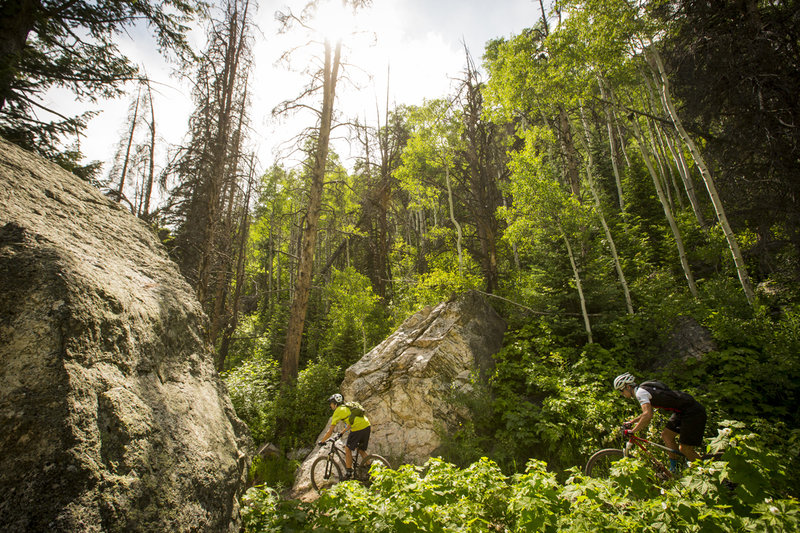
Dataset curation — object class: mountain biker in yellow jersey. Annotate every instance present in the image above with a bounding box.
[318,393,371,479]
[613,373,707,468]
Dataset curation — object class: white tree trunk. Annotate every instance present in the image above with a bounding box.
[580,106,634,314]
[445,163,463,273]
[662,125,706,227]
[597,78,625,213]
[630,115,699,298]
[561,224,593,343]
[649,46,755,305]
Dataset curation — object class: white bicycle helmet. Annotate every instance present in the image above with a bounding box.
[327,393,343,405]
[613,372,636,390]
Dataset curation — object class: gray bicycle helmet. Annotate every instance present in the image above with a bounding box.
[327,393,343,405]
[613,372,636,390]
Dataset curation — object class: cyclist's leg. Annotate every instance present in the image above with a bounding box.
[357,425,371,457]
[662,414,681,458]
[344,446,353,468]
[345,426,370,474]
[678,406,706,462]
[347,426,370,454]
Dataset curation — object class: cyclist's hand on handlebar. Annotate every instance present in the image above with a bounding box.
[318,440,327,447]
[622,422,633,430]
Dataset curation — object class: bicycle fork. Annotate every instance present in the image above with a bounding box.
[324,453,335,480]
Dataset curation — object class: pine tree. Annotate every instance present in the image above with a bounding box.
[0,0,197,168]
[164,0,254,364]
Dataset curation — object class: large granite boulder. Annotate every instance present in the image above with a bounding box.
[0,138,253,531]
[290,291,506,500]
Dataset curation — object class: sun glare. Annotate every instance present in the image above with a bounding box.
[312,0,360,42]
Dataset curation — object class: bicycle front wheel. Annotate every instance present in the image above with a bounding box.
[584,448,625,477]
[310,455,344,493]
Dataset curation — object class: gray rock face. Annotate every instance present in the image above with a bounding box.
[651,316,717,370]
[0,138,252,531]
[290,291,505,500]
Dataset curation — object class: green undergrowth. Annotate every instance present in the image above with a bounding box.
[242,423,799,532]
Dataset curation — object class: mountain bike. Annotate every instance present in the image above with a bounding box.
[310,432,392,493]
[585,423,722,480]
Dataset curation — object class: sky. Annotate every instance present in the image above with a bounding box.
[57,0,543,177]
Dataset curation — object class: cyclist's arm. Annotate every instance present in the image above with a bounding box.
[319,412,342,443]
[631,402,653,433]
[320,426,334,443]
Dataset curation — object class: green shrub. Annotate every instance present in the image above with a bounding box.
[223,357,280,443]
[249,424,800,532]
[249,454,299,490]
[223,357,342,450]
[241,486,311,532]
[271,360,343,450]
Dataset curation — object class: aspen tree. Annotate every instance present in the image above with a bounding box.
[648,47,755,305]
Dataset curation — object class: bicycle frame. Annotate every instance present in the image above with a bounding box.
[623,432,682,479]
[322,433,364,472]
[623,432,681,458]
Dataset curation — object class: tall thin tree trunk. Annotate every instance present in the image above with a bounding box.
[281,39,342,383]
[597,77,625,213]
[142,78,156,218]
[653,120,684,209]
[579,106,634,314]
[117,88,141,203]
[218,156,254,370]
[560,224,592,343]
[649,47,754,305]
[630,115,698,298]
[663,127,706,228]
[645,118,677,211]
[557,107,582,200]
[444,162,463,273]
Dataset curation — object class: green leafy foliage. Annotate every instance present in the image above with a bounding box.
[224,358,341,450]
[245,425,799,532]
[322,266,389,359]
[224,357,281,444]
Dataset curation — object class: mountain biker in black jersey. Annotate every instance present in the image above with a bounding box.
[318,393,371,479]
[614,372,707,465]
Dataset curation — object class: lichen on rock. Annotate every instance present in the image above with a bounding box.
[0,138,253,532]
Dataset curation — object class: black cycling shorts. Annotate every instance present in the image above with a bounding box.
[346,425,371,452]
[664,404,707,447]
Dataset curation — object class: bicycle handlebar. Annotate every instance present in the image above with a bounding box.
[321,432,344,445]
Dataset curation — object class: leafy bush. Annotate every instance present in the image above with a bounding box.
[223,357,341,450]
[223,357,281,444]
[271,360,343,450]
[245,424,800,532]
[440,334,629,474]
[249,454,299,490]
[242,486,311,532]
[323,266,390,358]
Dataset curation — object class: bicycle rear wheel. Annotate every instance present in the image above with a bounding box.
[356,454,391,486]
[310,455,343,493]
[700,452,723,461]
[584,448,625,477]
